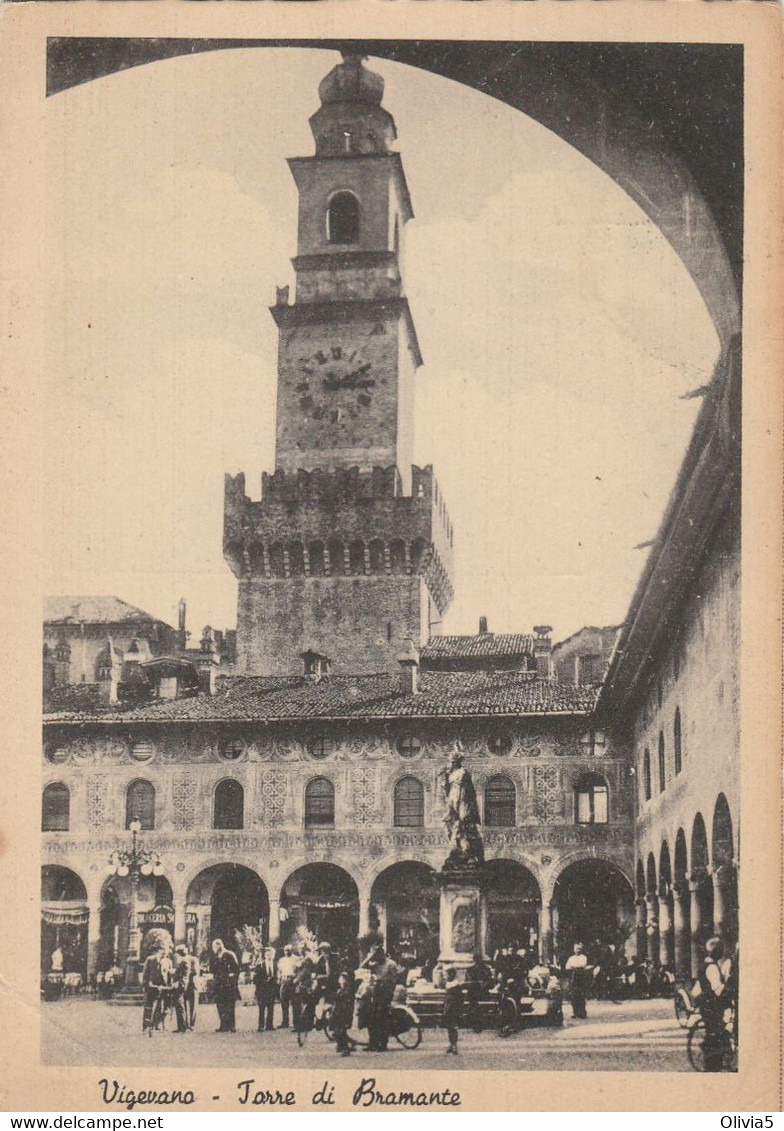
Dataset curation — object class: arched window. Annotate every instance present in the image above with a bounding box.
[305,778,334,827]
[484,775,516,827]
[214,779,244,830]
[575,774,608,824]
[42,783,69,831]
[674,708,683,775]
[126,779,155,830]
[394,777,424,827]
[658,731,666,792]
[643,748,651,802]
[327,192,359,244]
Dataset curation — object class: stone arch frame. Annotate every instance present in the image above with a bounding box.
[48,40,742,349]
[277,859,361,948]
[181,858,273,908]
[546,851,634,909]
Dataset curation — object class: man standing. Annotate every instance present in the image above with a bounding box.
[211,938,240,1033]
[361,945,402,1051]
[332,971,356,1057]
[277,944,300,1029]
[254,946,278,1032]
[141,941,170,1033]
[565,941,590,1020]
[181,945,200,1030]
[442,968,463,1055]
[170,946,190,1034]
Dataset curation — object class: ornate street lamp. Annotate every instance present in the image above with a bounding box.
[108,816,163,986]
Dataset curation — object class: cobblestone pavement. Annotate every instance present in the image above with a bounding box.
[41,998,695,1073]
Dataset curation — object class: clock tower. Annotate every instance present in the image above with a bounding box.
[225,53,454,674]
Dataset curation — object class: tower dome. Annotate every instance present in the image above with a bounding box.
[310,52,397,156]
[318,54,385,107]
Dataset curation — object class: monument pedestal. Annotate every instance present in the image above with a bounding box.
[438,864,487,978]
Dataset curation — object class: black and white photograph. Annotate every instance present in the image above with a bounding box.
[19,13,777,1105]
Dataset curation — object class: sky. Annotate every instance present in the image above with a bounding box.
[43,46,720,645]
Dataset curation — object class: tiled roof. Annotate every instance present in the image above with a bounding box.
[43,670,598,724]
[421,633,534,660]
[44,596,167,626]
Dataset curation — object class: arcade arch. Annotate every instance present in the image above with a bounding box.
[370,861,439,968]
[552,858,634,964]
[280,863,359,957]
[186,864,269,960]
[41,865,88,978]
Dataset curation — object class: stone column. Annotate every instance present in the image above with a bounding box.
[672,885,690,978]
[688,876,703,979]
[635,898,648,960]
[657,892,673,967]
[538,904,554,964]
[173,895,187,947]
[710,865,729,940]
[645,894,660,966]
[358,895,370,938]
[87,892,102,977]
[268,899,280,943]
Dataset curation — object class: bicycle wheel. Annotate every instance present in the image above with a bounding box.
[392,1007,422,1050]
[497,997,518,1038]
[687,1019,706,1071]
[674,988,692,1029]
[322,1005,336,1043]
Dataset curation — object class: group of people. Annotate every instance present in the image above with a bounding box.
[140,940,200,1033]
[207,936,411,1055]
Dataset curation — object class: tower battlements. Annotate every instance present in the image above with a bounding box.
[224,463,454,616]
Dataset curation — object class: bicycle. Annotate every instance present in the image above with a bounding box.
[295,993,330,1048]
[674,982,699,1030]
[323,1002,422,1050]
[147,987,175,1037]
[686,1008,737,1072]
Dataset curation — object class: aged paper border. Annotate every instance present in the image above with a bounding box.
[1,0,781,1113]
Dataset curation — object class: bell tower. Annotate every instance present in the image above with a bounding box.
[225,53,454,675]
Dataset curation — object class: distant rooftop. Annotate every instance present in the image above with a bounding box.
[44,596,169,626]
[43,670,598,724]
[421,634,534,662]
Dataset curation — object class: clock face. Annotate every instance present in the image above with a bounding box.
[296,344,376,420]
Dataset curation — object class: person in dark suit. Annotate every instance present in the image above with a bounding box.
[442,968,463,1055]
[253,946,278,1032]
[141,942,170,1033]
[211,938,240,1032]
[332,971,356,1056]
[170,946,190,1033]
[314,942,338,1001]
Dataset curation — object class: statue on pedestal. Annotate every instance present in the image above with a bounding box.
[440,751,484,869]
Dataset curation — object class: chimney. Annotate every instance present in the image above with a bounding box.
[198,626,220,695]
[97,637,121,704]
[397,639,420,695]
[533,625,553,679]
[478,616,489,635]
[53,634,71,687]
[177,598,187,651]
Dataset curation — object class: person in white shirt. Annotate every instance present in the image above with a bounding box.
[564,942,590,1019]
[277,944,301,1029]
